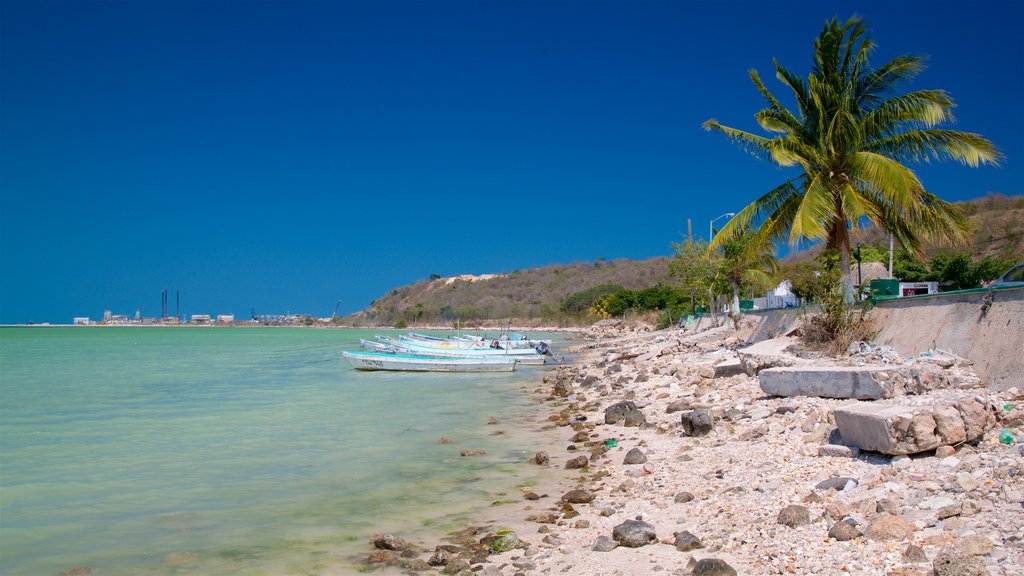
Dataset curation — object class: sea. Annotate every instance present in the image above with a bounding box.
[0,327,563,575]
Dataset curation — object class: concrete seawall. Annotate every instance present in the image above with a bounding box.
[870,287,1023,391]
[743,286,1023,391]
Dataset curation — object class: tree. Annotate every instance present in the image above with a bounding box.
[703,16,1001,300]
[669,239,718,315]
[715,227,777,317]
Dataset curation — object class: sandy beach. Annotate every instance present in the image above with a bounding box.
[364,319,1024,576]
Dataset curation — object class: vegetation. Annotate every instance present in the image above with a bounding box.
[714,226,777,318]
[703,16,1002,299]
[799,251,876,353]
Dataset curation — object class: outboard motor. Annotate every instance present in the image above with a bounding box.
[535,342,551,356]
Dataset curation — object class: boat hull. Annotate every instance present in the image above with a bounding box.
[342,351,517,372]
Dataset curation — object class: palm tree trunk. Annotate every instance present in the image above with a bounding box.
[839,243,854,304]
[731,280,741,319]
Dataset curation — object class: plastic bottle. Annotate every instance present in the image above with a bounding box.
[999,428,1015,445]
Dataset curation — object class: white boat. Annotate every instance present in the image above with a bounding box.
[342,351,517,372]
[388,341,548,364]
[360,339,395,352]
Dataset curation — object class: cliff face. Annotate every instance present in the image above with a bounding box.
[349,257,673,326]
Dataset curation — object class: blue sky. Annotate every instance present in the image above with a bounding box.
[1,0,1021,324]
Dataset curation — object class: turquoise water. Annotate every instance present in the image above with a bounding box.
[0,327,558,575]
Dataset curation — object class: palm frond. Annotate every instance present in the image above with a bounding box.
[701,120,775,161]
[866,129,1003,167]
[861,90,955,137]
[790,173,835,241]
[849,151,921,209]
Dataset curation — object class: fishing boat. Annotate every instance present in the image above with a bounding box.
[387,340,549,364]
[360,338,395,352]
[342,351,517,372]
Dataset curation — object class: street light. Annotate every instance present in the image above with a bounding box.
[709,212,736,241]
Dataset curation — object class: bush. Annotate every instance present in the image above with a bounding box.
[393,319,408,329]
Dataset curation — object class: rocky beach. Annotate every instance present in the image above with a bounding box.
[361,317,1024,576]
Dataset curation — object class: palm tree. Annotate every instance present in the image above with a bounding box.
[715,226,776,319]
[703,16,1002,298]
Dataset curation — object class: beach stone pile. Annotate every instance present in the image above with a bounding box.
[357,323,1024,576]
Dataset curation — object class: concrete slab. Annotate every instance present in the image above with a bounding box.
[759,366,893,400]
[833,396,993,455]
[713,358,744,378]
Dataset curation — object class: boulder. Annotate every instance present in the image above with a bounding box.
[371,533,409,550]
[736,336,803,376]
[623,448,648,465]
[605,401,646,426]
[777,504,811,527]
[673,530,703,551]
[933,545,990,576]
[691,558,738,576]
[833,397,993,455]
[561,489,594,504]
[828,519,861,541]
[681,408,714,436]
[592,535,618,552]
[611,519,657,547]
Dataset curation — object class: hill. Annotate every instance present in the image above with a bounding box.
[783,193,1024,263]
[345,257,673,327]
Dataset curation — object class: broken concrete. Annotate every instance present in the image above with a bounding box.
[760,366,896,400]
[833,396,994,455]
[736,336,806,376]
[713,358,744,378]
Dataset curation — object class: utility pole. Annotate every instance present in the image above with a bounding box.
[687,219,692,242]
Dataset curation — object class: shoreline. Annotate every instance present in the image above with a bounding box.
[366,320,1024,575]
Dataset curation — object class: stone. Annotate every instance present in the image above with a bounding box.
[713,358,744,378]
[371,533,409,550]
[681,408,714,436]
[427,548,452,566]
[894,544,926,565]
[935,445,956,457]
[623,447,648,465]
[592,535,618,552]
[531,451,549,465]
[865,514,912,541]
[674,491,695,503]
[570,431,590,443]
[933,546,990,576]
[667,400,691,413]
[777,504,811,527]
[611,519,657,547]
[736,336,802,375]
[691,558,738,576]
[565,455,589,469]
[833,397,993,455]
[815,477,857,491]
[956,472,980,491]
[957,535,993,556]
[829,520,861,541]
[366,550,397,564]
[605,401,645,426]
[561,489,594,504]
[460,449,486,457]
[818,444,860,458]
[673,530,703,551]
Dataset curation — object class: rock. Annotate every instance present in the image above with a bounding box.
[531,451,549,465]
[828,519,861,541]
[933,546,990,576]
[565,455,589,469]
[674,491,695,503]
[561,489,594,504]
[673,530,703,551]
[570,431,590,443]
[488,530,521,553]
[737,336,802,375]
[956,472,980,491]
[691,558,738,576]
[817,444,860,458]
[427,548,452,566]
[681,409,714,436]
[904,544,928,563]
[371,533,409,550]
[623,447,648,464]
[815,477,857,491]
[666,400,691,413]
[957,534,993,556]
[592,535,619,552]
[397,558,431,571]
[935,445,956,457]
[443,559,471,575]
[605,401,645,426]
[459,449,486,457]
[366,550,398,564]
[865,514,912,541]
[777,504,811,527]
[55,568,93,576]
[553,378,573,397]
[611,519,657,547]
[833,397,992,455]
